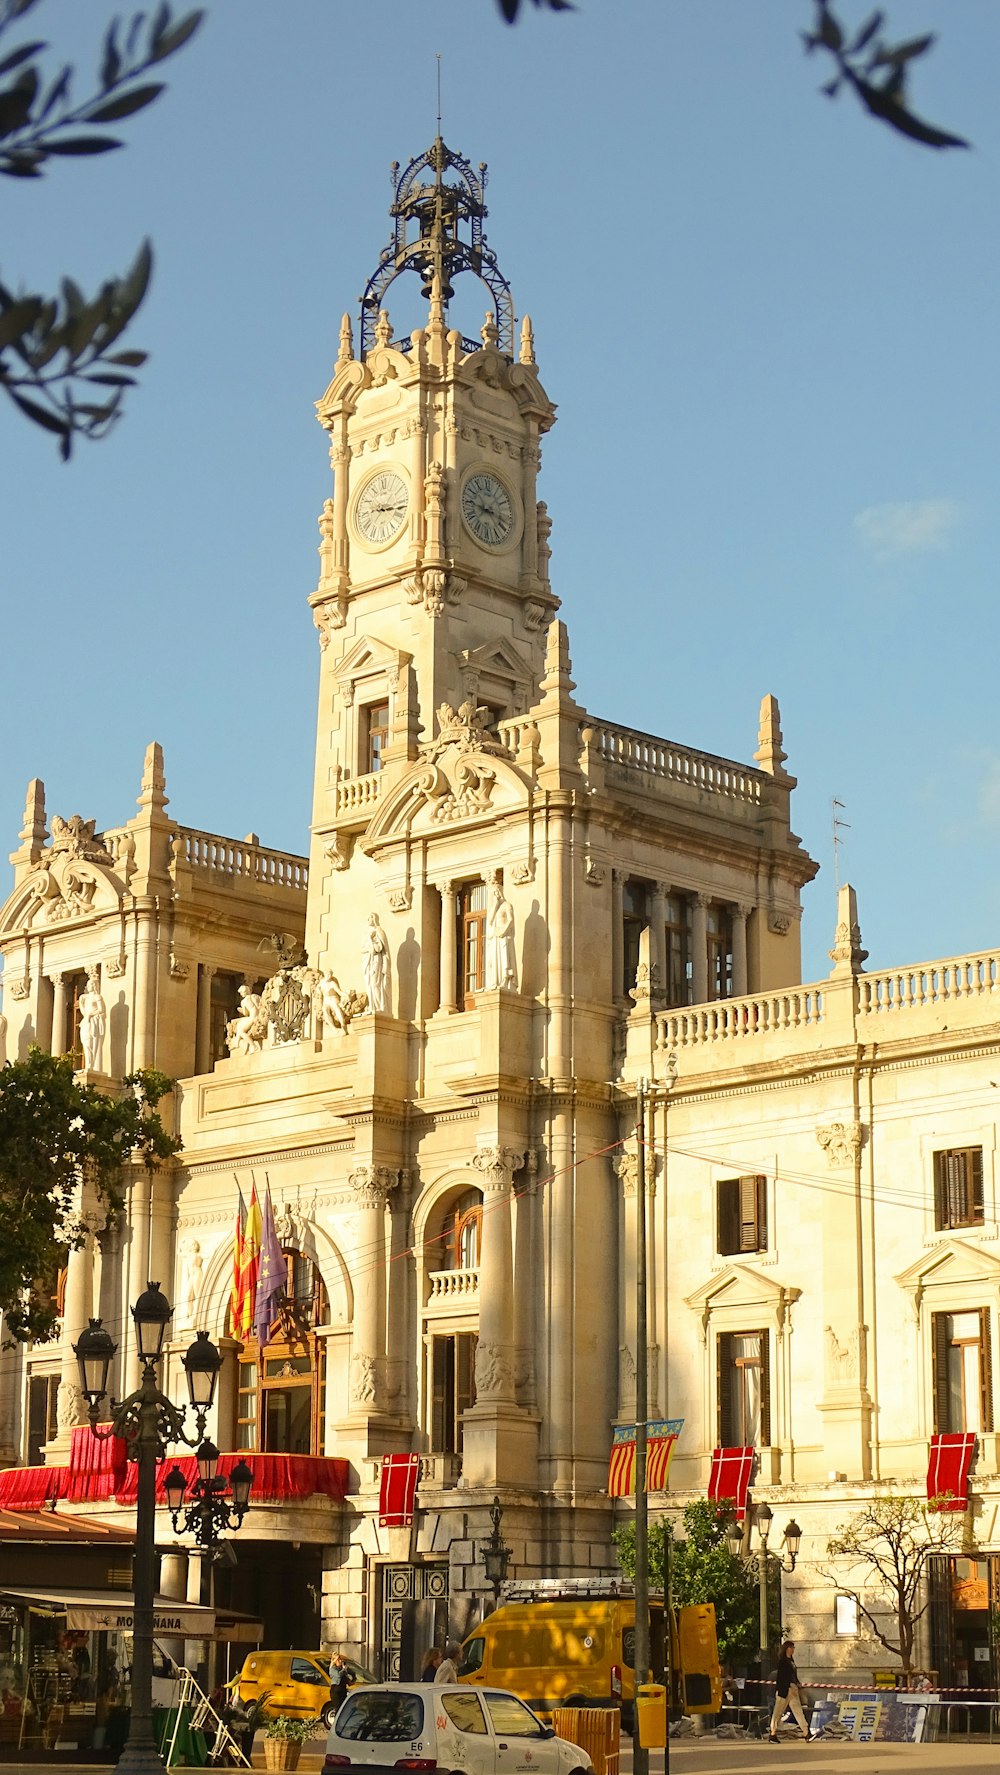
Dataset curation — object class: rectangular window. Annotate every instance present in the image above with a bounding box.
[622,880,650,996]
[362,700,390,774]
[834,1594,859,1637]
[717,1175,768,1255]
[209,971,242,1065]
[459,882,488,1008]
[27,1373,59,1465]
[717,1329,770,1446]
[706,904,733,1001]
[934,1148,984,1230]
[431,1331,477,1454]
[664,894,692,1008]
[932,1308,993,1433]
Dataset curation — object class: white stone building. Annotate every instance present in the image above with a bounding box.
[0,138,995,1694]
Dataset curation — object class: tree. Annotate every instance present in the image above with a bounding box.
[497,2,967,153]
[0,1047,178,1344]
[0,0,202,457]
[614,1499,761,1668]
[823,1491,961,1672]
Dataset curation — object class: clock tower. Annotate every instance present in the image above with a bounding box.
[307,138,558,963]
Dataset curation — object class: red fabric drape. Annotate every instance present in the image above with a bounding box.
[65,1426,129,1501]
[927,1432,976,1512]
[707,1446,755,1522]
[0,1465,63,1508]
[0,1440,349,1509]
[378,1454,419,1526]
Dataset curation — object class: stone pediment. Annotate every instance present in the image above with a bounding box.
[0,852,123,935]
[896,1238,1000,1303]
[685,1262,800,1317]
[360,745,531,852]
[333,633,410,702]
[461,636,534,704]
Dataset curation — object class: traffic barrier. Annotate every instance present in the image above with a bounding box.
[552,1706,620,1775]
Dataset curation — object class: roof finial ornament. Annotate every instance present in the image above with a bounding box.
[481,311,499,348]
[519,314,535,365]
[436,51,442,133]
[373,310,393,348]
[337,312,354,364]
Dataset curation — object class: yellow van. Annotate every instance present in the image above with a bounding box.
[237,1649,372,1727]
[457,1583,722,1725]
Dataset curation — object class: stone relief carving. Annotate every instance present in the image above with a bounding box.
[485,881,517,991]
[472,1145,525,1194]
[403,570,466,617]
[816,1121,865,1167]
[324,833,352,872]
[350,1352,379,1406]
[431,700,503,757]
[510,860,535,886]
[9,978,30,1001]
[78,968,106,1072]
[387,885,412,913]
[584,857,606,886]
[619,1343,636,1390]
[768,912,791,936]
[169,953,190,981]
[362,913,391,1014]
[522,599,547,632]
[50,814,112,863]
[105,955,127,979]
[56,1378,88,1432]
[178,1237,204,1327]
[314,598,348,645]
[475,1340,514,1398]
[427,756,497,823]
[825,1323,868,1387]
[614,1152,638,1197]
[350,1165,398,1210]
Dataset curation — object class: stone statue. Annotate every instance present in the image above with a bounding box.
[227,983,265,1055]
[485,881,517,991]
[362,913,391,1014]
[78,968,106,1071]
[317,972,350,1036]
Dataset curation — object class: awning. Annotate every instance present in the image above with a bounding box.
[0,1587,214,1637]
[927,1432,976,1512]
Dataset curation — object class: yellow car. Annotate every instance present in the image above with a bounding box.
[237,1649,373,1728]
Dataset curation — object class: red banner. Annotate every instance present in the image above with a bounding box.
[927,1432,976,1512]
[379,1453,420,1526]
[707,1446,755,1521]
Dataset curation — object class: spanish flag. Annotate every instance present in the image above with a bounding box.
[234,1184,262,1342]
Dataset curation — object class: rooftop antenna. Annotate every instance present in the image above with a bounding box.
[436,52,442,133]
[832,797,850,889]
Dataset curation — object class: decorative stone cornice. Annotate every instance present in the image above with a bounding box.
[816,1121,865,1167]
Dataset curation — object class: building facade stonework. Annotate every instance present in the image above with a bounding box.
[1,140,995,1690]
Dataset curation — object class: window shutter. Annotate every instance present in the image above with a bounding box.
[979,1308,993,1433]
[431,1337,449,1452]
[739,1177,759,1252]
[972,1149,984,1222]
[717,1333,733,1446]
[933,1152,947,1230]
[931,1312,951,1433]
[758,1330,771,1446]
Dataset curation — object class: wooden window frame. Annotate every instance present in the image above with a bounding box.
[717,1328,771,1447]
[706,904,734,1002]
[622,880,650,998]
[717,1175,768,1256]
[663,893,691,1009]
[430,1330,478,1455]
[361,699,390,775]
[932,1307,993,1434]
[458,883,487,1009]
[234,1248,328,1454]
[934,1148,984,1231]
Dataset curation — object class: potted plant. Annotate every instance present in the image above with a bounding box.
[263,1713,319,1771]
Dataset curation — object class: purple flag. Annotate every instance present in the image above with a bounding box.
[254,1186,286,1345]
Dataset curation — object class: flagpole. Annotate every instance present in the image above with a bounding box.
[633,1077,649,1775]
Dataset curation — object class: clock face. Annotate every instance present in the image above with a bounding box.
[462,472,515,547]
[355,470,408,546]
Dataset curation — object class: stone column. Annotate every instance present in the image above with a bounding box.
[611,871,625,1002]
[471,1145,524,1402]
[125,1166,153,1391]
[731,904,750,997]
[132,899,157,1069]
[50,972,67,1056]
[348,1166,397,1413]
[691,894,709,1004]
[614,1152,638,1418]
[651,881,669,999]
[520,430,540,583]
[438,881,457,1014]
[54,1214,100,1448]
[195,965,215,1075]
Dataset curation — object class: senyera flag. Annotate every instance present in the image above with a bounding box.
[379,1453,420,1527]
[608,1419,683,1497]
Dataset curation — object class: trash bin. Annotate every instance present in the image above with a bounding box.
[635,1683,667,1749]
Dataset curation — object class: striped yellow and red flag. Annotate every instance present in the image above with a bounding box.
[229,1186,246,1336]
[608,1419,683,1496]
[234,1184,262,1342]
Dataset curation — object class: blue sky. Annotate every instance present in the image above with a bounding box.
[3,0,999,984]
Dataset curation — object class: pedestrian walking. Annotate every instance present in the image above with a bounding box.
[769,1640,811,1744]
[435,1643,460,1684]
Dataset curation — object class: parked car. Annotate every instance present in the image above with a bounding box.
[322,1682,595,1775]
[238,1649,373,1729]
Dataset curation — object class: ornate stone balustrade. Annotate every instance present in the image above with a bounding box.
[177,828,308,891]
[427,1265,479,1303]
[333,772,382,817]
[858,950,1000,1016]
[658,989,825,1050]
[586,718,764,805]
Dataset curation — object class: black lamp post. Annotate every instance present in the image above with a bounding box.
[480,1495,512,1606]
[73,1284,233,1775]
[723,1504,803,1688]
[163,1440,254,1554]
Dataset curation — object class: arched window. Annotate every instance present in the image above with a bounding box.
[451,1191,482,1270]
[235,1249,328,1455]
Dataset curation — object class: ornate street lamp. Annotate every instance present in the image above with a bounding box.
[480,1495,511,1605]
[73,1285,237,1775]
[722,1503,802,1690]
[164,1441,254,1557]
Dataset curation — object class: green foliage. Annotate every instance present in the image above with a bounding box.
[0,0,203,456]
[803,2,968,149]
[613,1500,761,1668]
[823,1490,961,1671]
[0,1047,179,1343]
[264,1713,320,1742]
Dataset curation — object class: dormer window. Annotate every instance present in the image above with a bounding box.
[362,700,389,774]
